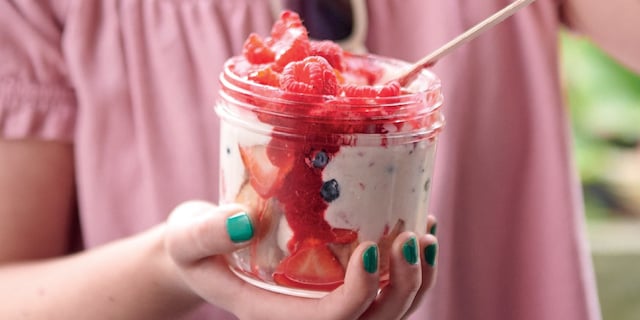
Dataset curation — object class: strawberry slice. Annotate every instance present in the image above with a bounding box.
[250,199,285,273]
[235,181,275,238]
[235,182,285,274]
[328,229,359,270]
[273,240,345,290]
[239,145,293,198]
[332,228,358,244]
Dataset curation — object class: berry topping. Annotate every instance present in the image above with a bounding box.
[272,36,311,72]
[280,56,338,95]
[310,40,345,71]
[308,150,329,169]
[269,11,310,71]
[270,11,306,39]
[242,33,275,64]
[342,81,401,98]
[224,9,443,292]
[320,179,340,202]
[273,240,345,290]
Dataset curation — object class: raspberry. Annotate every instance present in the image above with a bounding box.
[280,56,338,95]
[376,81,401,97]
[248,65,281,87]
[341,85,376,97]
[243,33,275,64]
[341,81,401,98]
[269,11,311,71]
[272,35,310,72]
[310,41,344,71]
[270,11,305,39]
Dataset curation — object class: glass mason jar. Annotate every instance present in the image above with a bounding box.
[216,54,444,298]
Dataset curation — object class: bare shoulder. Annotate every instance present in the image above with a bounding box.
[562,0,640,73]
[0,139,76,263]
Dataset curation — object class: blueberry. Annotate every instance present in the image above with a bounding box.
[311,150,329,169]
[320,179,340,202]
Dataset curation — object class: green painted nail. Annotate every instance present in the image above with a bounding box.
[425,243,437,267]
[226,212,254,243]
[429,223,437,236]
[403,237,418,265]
[363,245,379,274]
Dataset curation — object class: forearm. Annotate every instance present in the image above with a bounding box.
[563,0,640,73]
[0,226,203,319]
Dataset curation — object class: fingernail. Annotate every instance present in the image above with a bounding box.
[363,245,379,274]
[429,223,437,236]
[402,237,418,265]
[425,243,437,267]
[226,212,254,243]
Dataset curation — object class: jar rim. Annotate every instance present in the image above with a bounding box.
[217,53,445,142]
[220,53,442,109]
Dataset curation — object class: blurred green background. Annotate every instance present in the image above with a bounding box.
[560,31,640,319]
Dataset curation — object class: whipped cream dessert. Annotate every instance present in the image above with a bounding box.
[216,11,444,296]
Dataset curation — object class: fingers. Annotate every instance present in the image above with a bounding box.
[405,233,438,316]
[165,205,439,320]
[365,214,439,319]
[427,214,437,237]
[317,241,381,320]
[164,201,253,264]
[236,216,439,320]
[360,232,422,320]
[235,242,382,320]
[418,214,438,292]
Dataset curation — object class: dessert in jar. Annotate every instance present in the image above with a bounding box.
[216,11,444,298]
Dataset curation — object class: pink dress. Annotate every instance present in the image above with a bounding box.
[0,0,601,319]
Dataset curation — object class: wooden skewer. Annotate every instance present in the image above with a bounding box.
[392,0,536,86]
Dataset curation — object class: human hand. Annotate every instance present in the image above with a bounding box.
[164,201,438,320]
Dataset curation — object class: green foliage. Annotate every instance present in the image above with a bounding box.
[560,31,640,219]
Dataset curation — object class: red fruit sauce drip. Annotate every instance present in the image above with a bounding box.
[268,136,343,253]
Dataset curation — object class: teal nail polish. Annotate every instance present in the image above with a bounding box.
[363,245,379,274]
[429,223,437,236]
[226,212,254,243]
[425,243,437,267]
[403,237,418,265]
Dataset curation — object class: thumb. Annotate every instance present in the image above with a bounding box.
[165,200,254,265]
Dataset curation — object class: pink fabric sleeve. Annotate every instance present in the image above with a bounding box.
[0,1,76,142]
